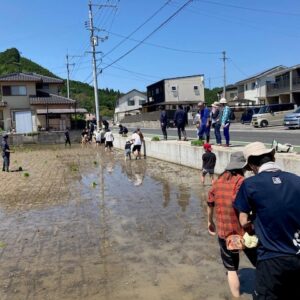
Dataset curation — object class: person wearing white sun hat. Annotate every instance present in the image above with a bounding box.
[234,142,300,299]
[219,98,232,147]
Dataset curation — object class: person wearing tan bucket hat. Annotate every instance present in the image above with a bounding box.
[207,151,257,298]
[234,142,300,299]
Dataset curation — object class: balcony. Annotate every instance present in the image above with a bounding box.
[293,76,300,91]
[266,80,289,96]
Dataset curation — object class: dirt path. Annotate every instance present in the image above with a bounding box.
[0,145,254,300]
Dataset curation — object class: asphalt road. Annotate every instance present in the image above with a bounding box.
[127,124,300,148]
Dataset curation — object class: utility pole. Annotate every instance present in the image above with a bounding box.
[66,53,75,99]
[87,1,116,129]
[222,51,227,98]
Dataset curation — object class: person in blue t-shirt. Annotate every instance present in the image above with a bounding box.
[196,101,211,143]
[234,142,300,300]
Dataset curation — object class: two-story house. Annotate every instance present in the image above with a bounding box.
[235,66,287,105]
[266,64,300,106]
[114,89,146,123]
[0,72,87,133]
[145,74,205,111]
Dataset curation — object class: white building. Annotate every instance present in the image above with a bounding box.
[235,66,287,105]
[114,89,146,123]
[146,74,205,111]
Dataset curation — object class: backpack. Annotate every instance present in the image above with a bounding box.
[229,109,236,121]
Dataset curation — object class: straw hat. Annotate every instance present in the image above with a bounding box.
[212,101,220,107]
[243,142,275,165]
[225,151,247,171]
[219,98,227,104]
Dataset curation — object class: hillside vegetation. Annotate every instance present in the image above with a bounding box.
[0,48,220,115]
[0,48,120,117]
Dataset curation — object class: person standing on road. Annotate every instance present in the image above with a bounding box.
[219,98,231,147]
[174,105,187,141]
[2,134,11,172]
[234,142,300,300]
[159,105,168,140]
[211,101,222,145]
[207,151,257,299]
[196,101,211,143]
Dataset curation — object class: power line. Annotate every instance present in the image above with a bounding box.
[228,58,249,77]
[98,0,194,77]
[196,0,300,17]
[108,31,221,54]
[103,0,172,58]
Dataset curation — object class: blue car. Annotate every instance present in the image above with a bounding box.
[284,107,300,129]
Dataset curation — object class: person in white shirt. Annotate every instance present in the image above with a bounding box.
[104,130,114,151]
[95,129,101,147]
[131,131,142,159]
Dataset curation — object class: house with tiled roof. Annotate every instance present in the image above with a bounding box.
[0,72,87,133]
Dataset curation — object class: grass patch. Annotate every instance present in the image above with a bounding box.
[69,164,79,172]
[93,161,98,166]
[151,136,160,141]
[0,241,6,249]
[191,140,204,147]
[91,181,97,188]
[23,172,30,177]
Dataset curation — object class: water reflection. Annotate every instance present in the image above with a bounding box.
[162,180,170,208]
[121,160,146,186]
[177,184,191,212]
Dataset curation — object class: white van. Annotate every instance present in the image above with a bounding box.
[251,103,295,127]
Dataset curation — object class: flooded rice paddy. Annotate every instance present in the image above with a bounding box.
[0,145,254,300]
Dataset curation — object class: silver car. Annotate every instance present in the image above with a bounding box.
[284,107,300,129]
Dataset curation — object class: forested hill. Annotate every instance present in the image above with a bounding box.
[0,48,121,117]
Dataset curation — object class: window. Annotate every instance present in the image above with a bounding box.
[194,86,199,90]
[171,86,177,91]
[251,82,256,89]
[2,85,27,96]
[155,88,160,94]
[139,100,146,105]
[36,83,49,90]
[245,84,248,91]
[127,99,135,106]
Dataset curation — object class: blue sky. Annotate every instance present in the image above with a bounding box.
[1,0,300,93]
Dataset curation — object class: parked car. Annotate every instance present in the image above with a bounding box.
[251,103,295,127]
[240,107,260,124]
[284,106,300,129]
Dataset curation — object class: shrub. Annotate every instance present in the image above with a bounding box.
[151,136,160,141]
[191,140,204,147]
[23,172,30,177]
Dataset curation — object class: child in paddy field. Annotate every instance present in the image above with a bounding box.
[124,139,132,160]
[201,143,216,185]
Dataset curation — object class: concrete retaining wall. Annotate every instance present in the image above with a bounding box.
[1,131,82,146]
[113,135,300,176]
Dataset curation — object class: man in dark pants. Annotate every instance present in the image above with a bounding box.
[64,128,71,147]
[174,105,187,141]
[234,142,300,300]
[2,134,11,172]
[159,105,168,140]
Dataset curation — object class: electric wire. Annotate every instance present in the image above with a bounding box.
[93,0,194,81]
[103,0,173,58]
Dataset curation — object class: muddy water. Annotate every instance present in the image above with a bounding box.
[0,146,254,300]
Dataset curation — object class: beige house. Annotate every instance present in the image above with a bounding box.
[145,74,205,111]
[0,72,86,133]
